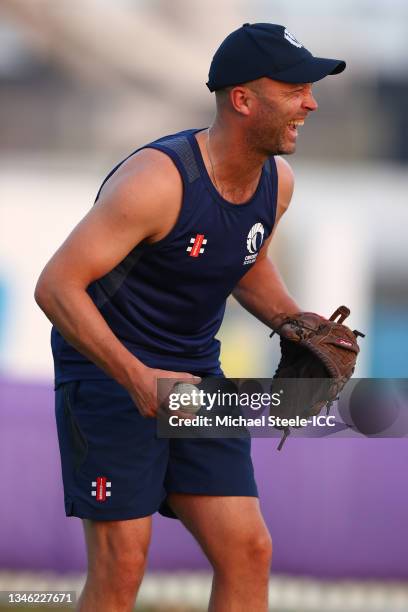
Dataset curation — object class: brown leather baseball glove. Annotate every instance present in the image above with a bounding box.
[270,306,364,450]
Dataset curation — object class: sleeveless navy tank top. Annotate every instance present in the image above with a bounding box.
[52,128,278,384]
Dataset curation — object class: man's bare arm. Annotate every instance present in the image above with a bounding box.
[232,157,300,327]
[35,149,198,416]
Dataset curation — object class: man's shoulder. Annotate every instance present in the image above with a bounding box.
[275,155,294,183]
[104,127,200,193]
[147,127,199,148]
[275,156,295,211]
[94,144,184,244]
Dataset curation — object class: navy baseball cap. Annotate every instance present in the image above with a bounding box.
[207,23,346,91]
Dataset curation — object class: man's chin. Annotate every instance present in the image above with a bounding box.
[276,145,296,155]
[264,138,296,156]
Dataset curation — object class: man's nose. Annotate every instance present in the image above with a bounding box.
[303,90,318,112]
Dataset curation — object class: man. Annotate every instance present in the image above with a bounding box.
[35,23,345,612]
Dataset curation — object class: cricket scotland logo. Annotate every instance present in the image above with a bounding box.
[247,222,265,253]
[244,223,265,265]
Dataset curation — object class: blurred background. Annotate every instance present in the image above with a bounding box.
[1,0,408,610]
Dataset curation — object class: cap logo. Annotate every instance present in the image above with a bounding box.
[284,28,303,48]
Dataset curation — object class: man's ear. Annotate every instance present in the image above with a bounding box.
[229,86,254,116]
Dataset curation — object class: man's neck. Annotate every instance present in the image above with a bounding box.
[195,124,268,204]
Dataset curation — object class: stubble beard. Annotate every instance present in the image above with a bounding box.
[249,103,297,156]
[277,129,297,155]
[247,121,296,157]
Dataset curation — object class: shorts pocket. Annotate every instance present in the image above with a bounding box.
[63,382,89,472]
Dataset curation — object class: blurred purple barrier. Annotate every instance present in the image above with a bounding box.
[1,377,407,578]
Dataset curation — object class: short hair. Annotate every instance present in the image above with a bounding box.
[214,86,233,109]
[214,80,265,109]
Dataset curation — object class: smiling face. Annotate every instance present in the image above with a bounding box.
[241,78,318,155]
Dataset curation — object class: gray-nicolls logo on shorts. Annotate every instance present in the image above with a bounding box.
[91,477,111,502]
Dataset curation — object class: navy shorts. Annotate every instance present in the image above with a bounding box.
[55,378,258,521]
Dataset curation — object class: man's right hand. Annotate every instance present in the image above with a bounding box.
[127,365,201,418]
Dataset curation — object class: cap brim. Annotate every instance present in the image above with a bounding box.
[270,56,346,84]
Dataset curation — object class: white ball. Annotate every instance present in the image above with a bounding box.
[172,383,201,414]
